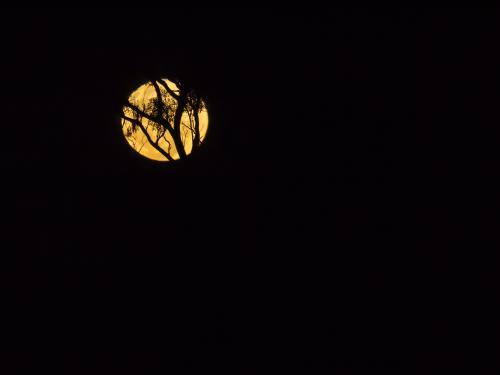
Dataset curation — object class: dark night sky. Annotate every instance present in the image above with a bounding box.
[1,7,498,372]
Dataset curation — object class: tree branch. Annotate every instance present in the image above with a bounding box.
[121,115,175,162]
[156,79,179,100]
[124,102,175,135]
[150,80,165,114]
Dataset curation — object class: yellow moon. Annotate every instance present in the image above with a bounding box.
[121,79,209,162]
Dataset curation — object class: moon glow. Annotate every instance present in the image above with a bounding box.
[121,79,209,162]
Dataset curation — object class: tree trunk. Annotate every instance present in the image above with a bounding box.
[192,106,201,151]
[172,92,188,159]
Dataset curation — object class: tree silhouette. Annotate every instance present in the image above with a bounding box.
[121,78,208,162]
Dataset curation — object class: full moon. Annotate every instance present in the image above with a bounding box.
[121,78,209,162]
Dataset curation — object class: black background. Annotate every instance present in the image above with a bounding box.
[1,7,498,372]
